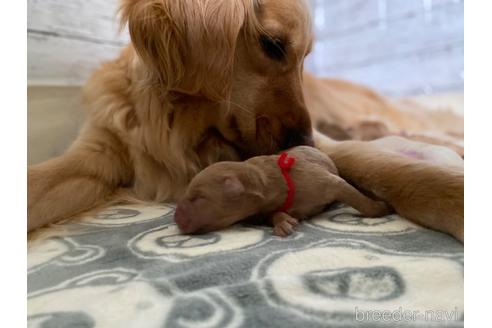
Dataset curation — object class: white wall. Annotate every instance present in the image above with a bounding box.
[305,0,464,95]
[27,0,128,85]
[28,0,464,96]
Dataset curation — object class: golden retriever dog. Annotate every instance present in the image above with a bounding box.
[28,0,463,240]
[304,75,464,156]
[28,0,314,231]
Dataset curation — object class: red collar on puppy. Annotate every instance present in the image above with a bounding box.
[276,152,297,213]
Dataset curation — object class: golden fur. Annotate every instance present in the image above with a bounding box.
[304,74,464,156]
[315,132,463,242]
[28,0,314,231]
[28,0,464,240]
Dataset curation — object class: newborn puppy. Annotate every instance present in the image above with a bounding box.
[174,146,390,236]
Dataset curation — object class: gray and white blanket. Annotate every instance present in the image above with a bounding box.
[27,204,463,327]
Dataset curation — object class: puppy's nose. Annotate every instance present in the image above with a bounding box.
[281,129,314,149]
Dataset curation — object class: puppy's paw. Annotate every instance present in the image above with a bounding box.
[273,218,299,237]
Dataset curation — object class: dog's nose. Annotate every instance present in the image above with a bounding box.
[281,129,314,149]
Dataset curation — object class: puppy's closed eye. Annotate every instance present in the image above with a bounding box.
[259,35,286,61]
[189,194,205,203]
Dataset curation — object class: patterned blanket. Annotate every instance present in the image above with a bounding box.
[27,204,463,327]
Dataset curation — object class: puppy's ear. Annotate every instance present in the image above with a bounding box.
[223,176,245,197]
[120,0,257,100]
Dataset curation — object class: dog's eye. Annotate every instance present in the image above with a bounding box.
[259,35,286,61]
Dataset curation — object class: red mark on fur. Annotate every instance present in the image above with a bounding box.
[276,152,296,213]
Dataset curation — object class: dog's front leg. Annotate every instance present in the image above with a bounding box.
[27,129,133,232]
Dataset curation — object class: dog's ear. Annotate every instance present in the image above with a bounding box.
[120,0,257,100]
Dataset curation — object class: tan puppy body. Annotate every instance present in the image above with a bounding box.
[174,146,389,236]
